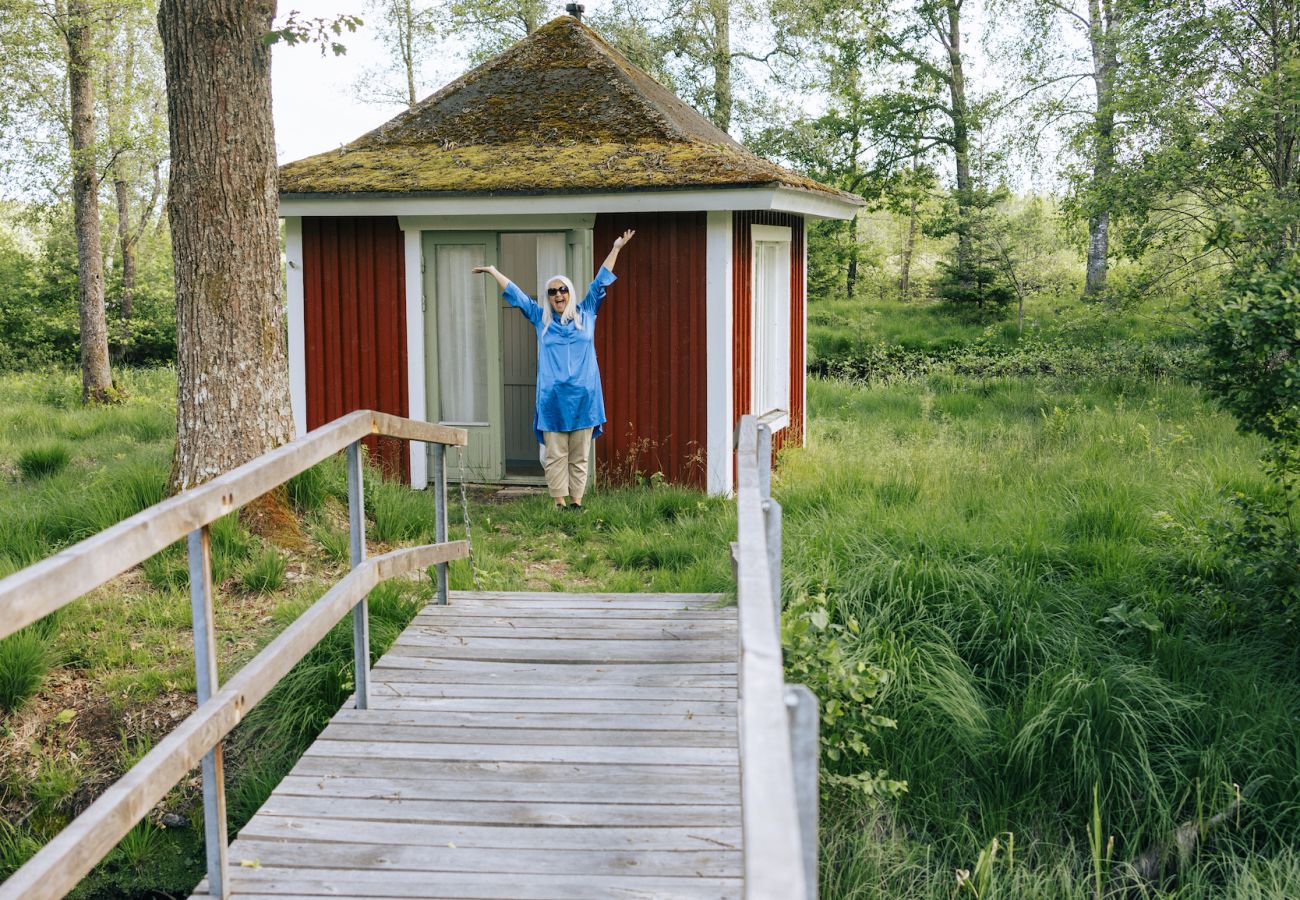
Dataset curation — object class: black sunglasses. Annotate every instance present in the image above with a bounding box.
[546,286,570,296]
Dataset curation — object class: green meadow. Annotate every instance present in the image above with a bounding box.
[2,300,1298,896]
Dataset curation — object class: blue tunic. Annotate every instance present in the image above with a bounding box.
[503,267,616,444]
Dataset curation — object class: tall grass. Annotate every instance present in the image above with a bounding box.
[782,375,1300,896]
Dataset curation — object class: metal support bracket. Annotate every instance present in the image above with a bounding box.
[346,441,370,709]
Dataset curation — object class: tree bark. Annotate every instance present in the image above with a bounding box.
[899,193,919,300]
[942,0,973,285]
[65,0,114,404]
[114,178,136,321]
[708,0,732,131]
[158,0,294,493]
[1083,0,1118,299]
[846,214,859,301]
[400,0,416,107]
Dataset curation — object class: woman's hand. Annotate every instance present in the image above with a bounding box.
[472,265,510,291]
[601,230,635,272]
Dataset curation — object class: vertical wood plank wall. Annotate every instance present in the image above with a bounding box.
[302,217,410,479]
[732,211,806,453]
[593,212,708,488]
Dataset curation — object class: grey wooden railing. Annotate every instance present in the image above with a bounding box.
[733,415,820,900]
[0,411,468,900]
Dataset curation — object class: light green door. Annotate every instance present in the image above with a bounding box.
[422,232,502,482]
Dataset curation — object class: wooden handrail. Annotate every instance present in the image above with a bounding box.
[0,410,469,899]
[0,410,466,641]
[0,541,467,900]
[734,416,808,899]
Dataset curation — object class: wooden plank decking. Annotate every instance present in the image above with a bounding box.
[192,591,741,899]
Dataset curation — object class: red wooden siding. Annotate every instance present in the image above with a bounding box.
[302,216,409,479]
[732,211,806,453]
[593,212,708,488]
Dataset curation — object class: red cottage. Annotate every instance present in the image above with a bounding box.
[279,15,861,494]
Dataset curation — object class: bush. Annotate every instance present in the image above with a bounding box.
[17,444,71,480]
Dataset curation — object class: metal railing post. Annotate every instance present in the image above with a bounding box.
[786,684,820,900]
[432,443,448,605]
[346,441,370,709]
[187,526,228,899]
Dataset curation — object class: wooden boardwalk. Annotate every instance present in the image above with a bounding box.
[192,591,742,899]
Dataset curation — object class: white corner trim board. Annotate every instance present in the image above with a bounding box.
[705,211,735,497]
[404,229,429,489]
[284,217,307,439]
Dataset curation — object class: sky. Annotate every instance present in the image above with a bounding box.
[269,1,1077,192]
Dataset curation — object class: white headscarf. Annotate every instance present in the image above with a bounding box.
[540,274,582,334]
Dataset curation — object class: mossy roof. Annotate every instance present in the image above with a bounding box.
[279,16,860,203]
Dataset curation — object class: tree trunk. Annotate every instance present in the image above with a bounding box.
[1083,0,1117,299]
[158,0,294,493]
[66,0,114,404]
[709,0,732,132]
[114,178,136,321]
[943,0,973,286]
[899,192,919,300]
[400,0,417,108]
[846,214,859,301]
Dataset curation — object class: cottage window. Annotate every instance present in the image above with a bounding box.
[751,225,792,428]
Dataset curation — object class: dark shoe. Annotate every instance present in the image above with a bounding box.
[568,502,584,512]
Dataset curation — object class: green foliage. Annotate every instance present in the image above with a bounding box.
[1200,254,1300,625]
[782,589,904,798]
[238,545,287,594]
[16,442,70,479]
[0,627,56,713]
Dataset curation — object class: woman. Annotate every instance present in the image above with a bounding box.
[473,229,635,509]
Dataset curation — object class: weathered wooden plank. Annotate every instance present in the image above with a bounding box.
[451,591,726,602]
[218,840,743,878]
[280,769,739,804]
[367,681,736,702]
[285,757,737,785]
[443,597,729,610]
[735,417,807,899]
[369,665,737,687]
[348,705,736,731]
[256,795,741,827]
[327,713,735,745]
[406,622,736,640]
[200,868,741,900]
[370,657,738,678]
[386,639,732,663]
[333,696,734,715]
[235,818,743,852]
[304,739,737,767]
[414,608,736,622]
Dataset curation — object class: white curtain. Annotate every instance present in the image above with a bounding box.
[436,245,488,423]
[753,241,791,415]
[535,233,568,302]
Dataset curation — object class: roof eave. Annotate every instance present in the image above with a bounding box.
[278,182,863,219]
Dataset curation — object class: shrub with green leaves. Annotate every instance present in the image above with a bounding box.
[17,443,70,480]
[782,589,905,799]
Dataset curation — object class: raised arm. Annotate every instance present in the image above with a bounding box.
[471,265,511,292]
[599,229,635,273]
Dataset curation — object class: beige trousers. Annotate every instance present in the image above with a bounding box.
[542,428,594,501]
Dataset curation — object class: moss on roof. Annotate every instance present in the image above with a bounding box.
[279,17,859,203]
